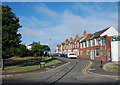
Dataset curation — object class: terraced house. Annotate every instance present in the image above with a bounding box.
[55,26,120,62]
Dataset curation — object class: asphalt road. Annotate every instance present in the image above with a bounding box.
[2,56,119,85]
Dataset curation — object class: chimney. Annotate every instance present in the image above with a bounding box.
[33,41,34,44]
[66,39,68,42]
[76,35,79,38]
[70,37,73,41]
[38,41,40,44]
[84,31,87,37]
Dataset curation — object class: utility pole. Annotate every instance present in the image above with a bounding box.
[49,38,51,53]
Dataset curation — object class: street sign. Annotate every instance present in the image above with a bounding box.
[40,62,45,64]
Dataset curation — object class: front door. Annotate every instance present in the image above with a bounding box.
[91,50,94,60]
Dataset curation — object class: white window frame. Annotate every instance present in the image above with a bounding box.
[87,50,90,55]
[95,38,99,46]
[77,42,79,48]
[81,51,83,55]
[80,43,83,48]
[84,42,86,48]
[87,40,90,47]
[91,39,94,46]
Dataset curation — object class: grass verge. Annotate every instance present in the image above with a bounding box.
[3,58,61,74]
[5,56,51,61]
[103,65,120,72]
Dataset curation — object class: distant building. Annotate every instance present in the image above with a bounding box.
[21,41,40,50]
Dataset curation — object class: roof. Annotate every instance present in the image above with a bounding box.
[79,36,87,42]
[28,42,38,46]
[65,41,69,44]
[76,37,83,41]
[76,37,84,42]
[94,27,110,38]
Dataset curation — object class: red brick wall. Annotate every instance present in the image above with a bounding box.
[79,35,111,62]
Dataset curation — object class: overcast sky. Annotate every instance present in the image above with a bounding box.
[3,2,118,52]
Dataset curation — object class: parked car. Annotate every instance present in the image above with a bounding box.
[60,54,64,57]
[67,53,77,59]
[64,54,67,58]
[56,53,61,57]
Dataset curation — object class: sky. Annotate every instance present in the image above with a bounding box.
[2,2,118,52]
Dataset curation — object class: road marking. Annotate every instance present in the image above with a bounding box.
[82,61,93,75]
[2,62,70,78]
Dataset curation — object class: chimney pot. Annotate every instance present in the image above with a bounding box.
[70,37,73,41]
[84,31,87,37]
[76,35,79,38]
[38,41,40,44]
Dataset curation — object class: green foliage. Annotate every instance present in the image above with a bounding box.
[42,45,50,52]
[2,5,22,59]
[31,44,43,57]
[31,44,50,57]
[15,44,30,57]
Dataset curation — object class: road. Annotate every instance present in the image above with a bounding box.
[2,56,119,85]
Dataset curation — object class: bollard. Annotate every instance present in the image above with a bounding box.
[100,60,103,68]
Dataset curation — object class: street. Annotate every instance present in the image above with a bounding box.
[2,56,119,85]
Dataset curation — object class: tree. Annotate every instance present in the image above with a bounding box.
[15,44,29,57]
[31,44,50,57]
[42,45,50,52]
[2,5,22,70]
[31,44,43,57]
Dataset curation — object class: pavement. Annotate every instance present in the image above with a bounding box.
[88,60,120,80]
[2,57,120,85]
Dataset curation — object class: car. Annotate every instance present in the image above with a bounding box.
[63,54,67,57]
[60,54,64,57]
[67,53,77,59]
[56,53,61,57]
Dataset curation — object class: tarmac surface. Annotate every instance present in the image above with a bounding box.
[2,56,120,85]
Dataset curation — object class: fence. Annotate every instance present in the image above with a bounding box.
[4,57,55,67]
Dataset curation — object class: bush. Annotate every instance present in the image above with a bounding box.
[15,44,30,57]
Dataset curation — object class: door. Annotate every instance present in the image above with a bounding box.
[91,50,94,60]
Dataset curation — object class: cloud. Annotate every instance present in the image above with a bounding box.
[19,2,118,52]
[34,3,58,18]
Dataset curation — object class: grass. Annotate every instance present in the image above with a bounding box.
[3,59,61,73]
[104,65,120,72]
[5,56,52,61]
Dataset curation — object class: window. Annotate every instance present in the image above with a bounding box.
[101,38,106,46]
[77,42,79,48]
[66,45,68,49]
[75,42,76,48]
[77,50,79,55]
[81,51,83,55]
[91,39,94,46]
[80,43,83,48]
[71,44,72,49]
[101,51,105,56]
[95,49,99,57]
[87,50,90,55]
[87,40,90,47]
[108,51,110,57]
[84,42,86,48]
[95,38,99,46]
[108,51,111,61]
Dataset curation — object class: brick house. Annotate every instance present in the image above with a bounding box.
[79,26,119,61]
[55,26,120,61]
